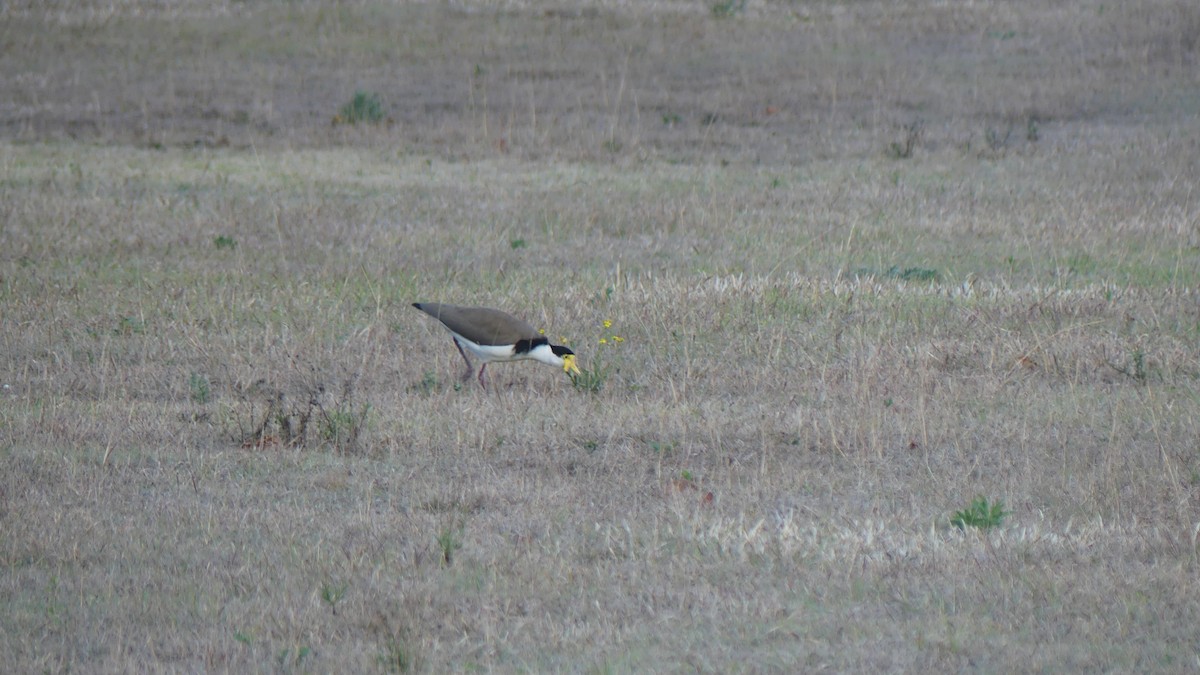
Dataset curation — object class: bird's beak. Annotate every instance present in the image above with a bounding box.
[563,354,581,376]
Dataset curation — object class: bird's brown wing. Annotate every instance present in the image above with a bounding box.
[413,303,538,346]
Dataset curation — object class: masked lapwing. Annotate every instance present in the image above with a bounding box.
[412,302,580,387]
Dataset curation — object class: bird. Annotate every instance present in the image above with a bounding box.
[412,302,580,388]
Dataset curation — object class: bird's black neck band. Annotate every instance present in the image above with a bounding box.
[514,336,549,354]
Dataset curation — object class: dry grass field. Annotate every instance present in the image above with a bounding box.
[3,0,1200,671]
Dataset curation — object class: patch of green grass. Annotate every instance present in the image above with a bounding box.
[569,367,607,394]
[1026,116,1040,142]
[1130,349,1147,382]
[710,0,746,18]
[338,90,386,125]
[1107,348,1150,383]
[648,440,675,456]
[277,645,312,668]
[950,497,1011,531]
[1065,252,1097,275]
[320,579,349,615]
[853,266,941,282]
[188,372,211,404]
[319,402,370,453]
[115,315,145,335]
[213,235,236,250]
[417,371,438,395]
[379,638,417,673]
[437,523,463,566]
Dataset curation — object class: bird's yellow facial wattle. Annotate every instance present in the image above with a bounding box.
[562,354,581,376]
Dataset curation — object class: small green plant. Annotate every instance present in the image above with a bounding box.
[417,370,438,395]
[570,319,624,393]
[569,366,606,393]
[662,112,682,127]
[1065,252,1095,275]
[648,440,675,456]
[188,372,211,404]
[320,579,348,615]
[380,638,416,673]
[320,405,368,449]
[1107,348,1149,382]
[115,315,144,335]
[890,266,939,282]
[277,646,312,668]
[509,238,527,249]
[1026,115,1040,142]
[320,410,353,441]
[338,90,386,125]
[436,523,463,566]
[213,235,236,250]
[711,0,746,17]
[950,497,1010,531]
[852,266,940,282]
[1131,349,1147,381]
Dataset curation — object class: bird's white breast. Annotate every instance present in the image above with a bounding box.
[453,335,521,363]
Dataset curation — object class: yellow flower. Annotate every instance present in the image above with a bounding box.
[612,336,624,343]
[599,338,608,345]
[538,328,546,335]
[603,319,612,329]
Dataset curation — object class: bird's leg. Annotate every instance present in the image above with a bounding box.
[453,339,474,383]
[477,363,489,389]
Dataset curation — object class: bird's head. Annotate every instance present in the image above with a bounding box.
[552,345,581,376]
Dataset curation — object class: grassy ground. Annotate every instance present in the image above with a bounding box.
[3,0,1200,671]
